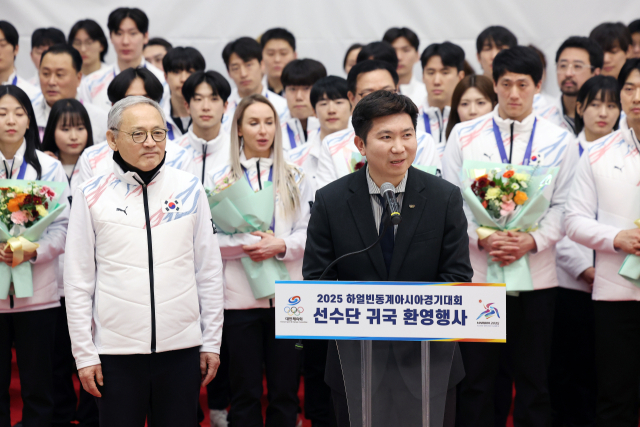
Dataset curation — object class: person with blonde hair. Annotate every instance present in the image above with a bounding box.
[205,93,313,427]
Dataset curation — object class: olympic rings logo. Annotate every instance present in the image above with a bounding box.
[284,306,304,315]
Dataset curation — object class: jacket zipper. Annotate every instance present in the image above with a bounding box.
[256,160,262,190]
[508,122,515,163]
[201,144,208,183]
[141,182,157,353]
[436,109,444,142]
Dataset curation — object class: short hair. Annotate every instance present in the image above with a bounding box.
[420,42,465,71]
[463,60,476,76]
[630,20,640,35]
[575,75,621,134]
[108,96,166,131]
[281,59,327,89]
[343,43,363,70]
[69,19,109,62]
[162,47,205,74]
[382,27,419,51]
[222,37,262,69]
[492,45,543,85]
[107,67,164,104]
[182,70,232,104]
[352,90,418,144]
[528,44,546,70]
[41,98,94,154]
[476,26,518,54]
[589,22,632,53]
[356,42,398,69]
[618,58,640,90]
[107,7,149,34]
[31,28,66,49]
[310,76,349,109]
[555,36,604,70]
[145,37,172,51]
[347,60,399,95]
[0,21,19,50]
[446,75,497,140]
[40,44,83,73]
[260,28,296,51]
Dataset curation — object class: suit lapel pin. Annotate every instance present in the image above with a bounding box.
[409,204,415,208]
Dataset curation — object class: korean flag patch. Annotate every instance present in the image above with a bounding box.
[163,199,181,213]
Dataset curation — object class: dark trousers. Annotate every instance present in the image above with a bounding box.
[549,288,596,427]
[225,308,300,427]
[0,307,58,427]
[52,298,98,427]
[96,347,200,427]
[593,301,640,427]
[303,339,334,427]
[206,331,230,410]
[457,287,557,427]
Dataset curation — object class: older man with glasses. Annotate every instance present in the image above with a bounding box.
[64,95,224,427]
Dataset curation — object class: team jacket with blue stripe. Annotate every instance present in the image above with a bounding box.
[280,115,320,151]
[442,106,579,290]
[315,124,441,189]
[286,129,322,195]
[76,140,193,187]
[565,120,640,301]
[0,142,70,313]
[64,163,224,369]
[416,99,450,151]
[1,70,42,104]
[176,126,231,183]
[77,59,169,112]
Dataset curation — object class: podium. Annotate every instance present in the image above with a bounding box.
[276,280,506,427]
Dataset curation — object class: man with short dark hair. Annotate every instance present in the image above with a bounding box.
[280,58,327,150]
[0,20,41,102]
[33,44,107,141]
[304,90,471,427]
[629,19,640,58]
[221,37,288,131]
[162,46,206,140]
[443,46,579,427]
[144,37,172,72]
[476,26,518,78]
[260,28,297,95]
[79,7,168,111]
[315,60,440,188]
[356,41,399,69]
[589,22,632,78]
[418,42,465,149]
[29,27,66,86]
[383,27,427,106]
[552,37,603,132]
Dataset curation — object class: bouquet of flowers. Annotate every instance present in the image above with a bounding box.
[206,176,290,299]
[0,180,67,299]
[461,160,559,293]
[619,219,640,286]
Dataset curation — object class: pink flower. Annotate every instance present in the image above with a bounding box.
[500,200,516,216]
[501,194,513,202]
[39,186,55,199]
[11,210,28,225]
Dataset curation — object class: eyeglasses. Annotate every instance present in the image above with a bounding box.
[72,39,98,49]
[111,128,168,144]
[556,62,595,74]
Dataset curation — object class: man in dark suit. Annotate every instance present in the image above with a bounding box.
[303,90,473,427]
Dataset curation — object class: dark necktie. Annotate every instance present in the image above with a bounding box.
[377,194,395,274]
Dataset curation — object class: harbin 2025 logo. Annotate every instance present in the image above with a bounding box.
[282,296,306,323]
[476,300,500,327]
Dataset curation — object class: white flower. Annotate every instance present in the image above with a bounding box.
[521,182,528,189]
[511,183,520,190]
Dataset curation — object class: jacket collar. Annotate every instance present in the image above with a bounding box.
[187,126,227,154]
[112,156,165,186]
[0,139,27,177]
[239,150,274,172]
[492,105,536,133]
[619,118,640,153]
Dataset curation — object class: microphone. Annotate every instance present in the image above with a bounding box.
[380,182,402,225]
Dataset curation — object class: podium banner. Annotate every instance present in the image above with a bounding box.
[275,281,506,342]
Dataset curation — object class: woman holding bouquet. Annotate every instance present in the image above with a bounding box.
[0,85,70,425]
[205,94,313,427]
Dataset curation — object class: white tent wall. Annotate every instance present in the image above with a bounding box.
[4,0,640,96]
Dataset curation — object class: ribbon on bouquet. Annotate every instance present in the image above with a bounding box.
[6,236,39,268]
[618,219,640,287]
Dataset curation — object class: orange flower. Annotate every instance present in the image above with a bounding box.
[7,194,27,213]
[514,190,528,205]
[482,200,488,208]
[503,170,515,178]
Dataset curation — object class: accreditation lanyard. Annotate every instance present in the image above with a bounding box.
[492,118,537,165]
[3,159,28,179]
[422,112,432,135]
[578,144,584,157]
[11,76,17,85]
[287,124,297,149]
[242,164,275,231]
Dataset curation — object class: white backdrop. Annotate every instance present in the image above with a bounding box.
[4,0,640,95]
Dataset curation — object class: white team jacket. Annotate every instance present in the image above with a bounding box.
[555,131,594,293]
[64,163,224,369]
[399,78,427,108]
[281,115,320,151]
[315,126,442,189]
[286,130,322,196]
[176,126,231,183]
[416,99,450,152]
[77,59,169,112]
[533,93,564,129]
[565,120,640,301]
[204,153,312,310]
[221,86,289,133]
[32,96,108,143]
[0,142,70,313]
[57,161,83,298]
[1,70,42,104]
[442,106,579,290]
[76,140,193,186]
